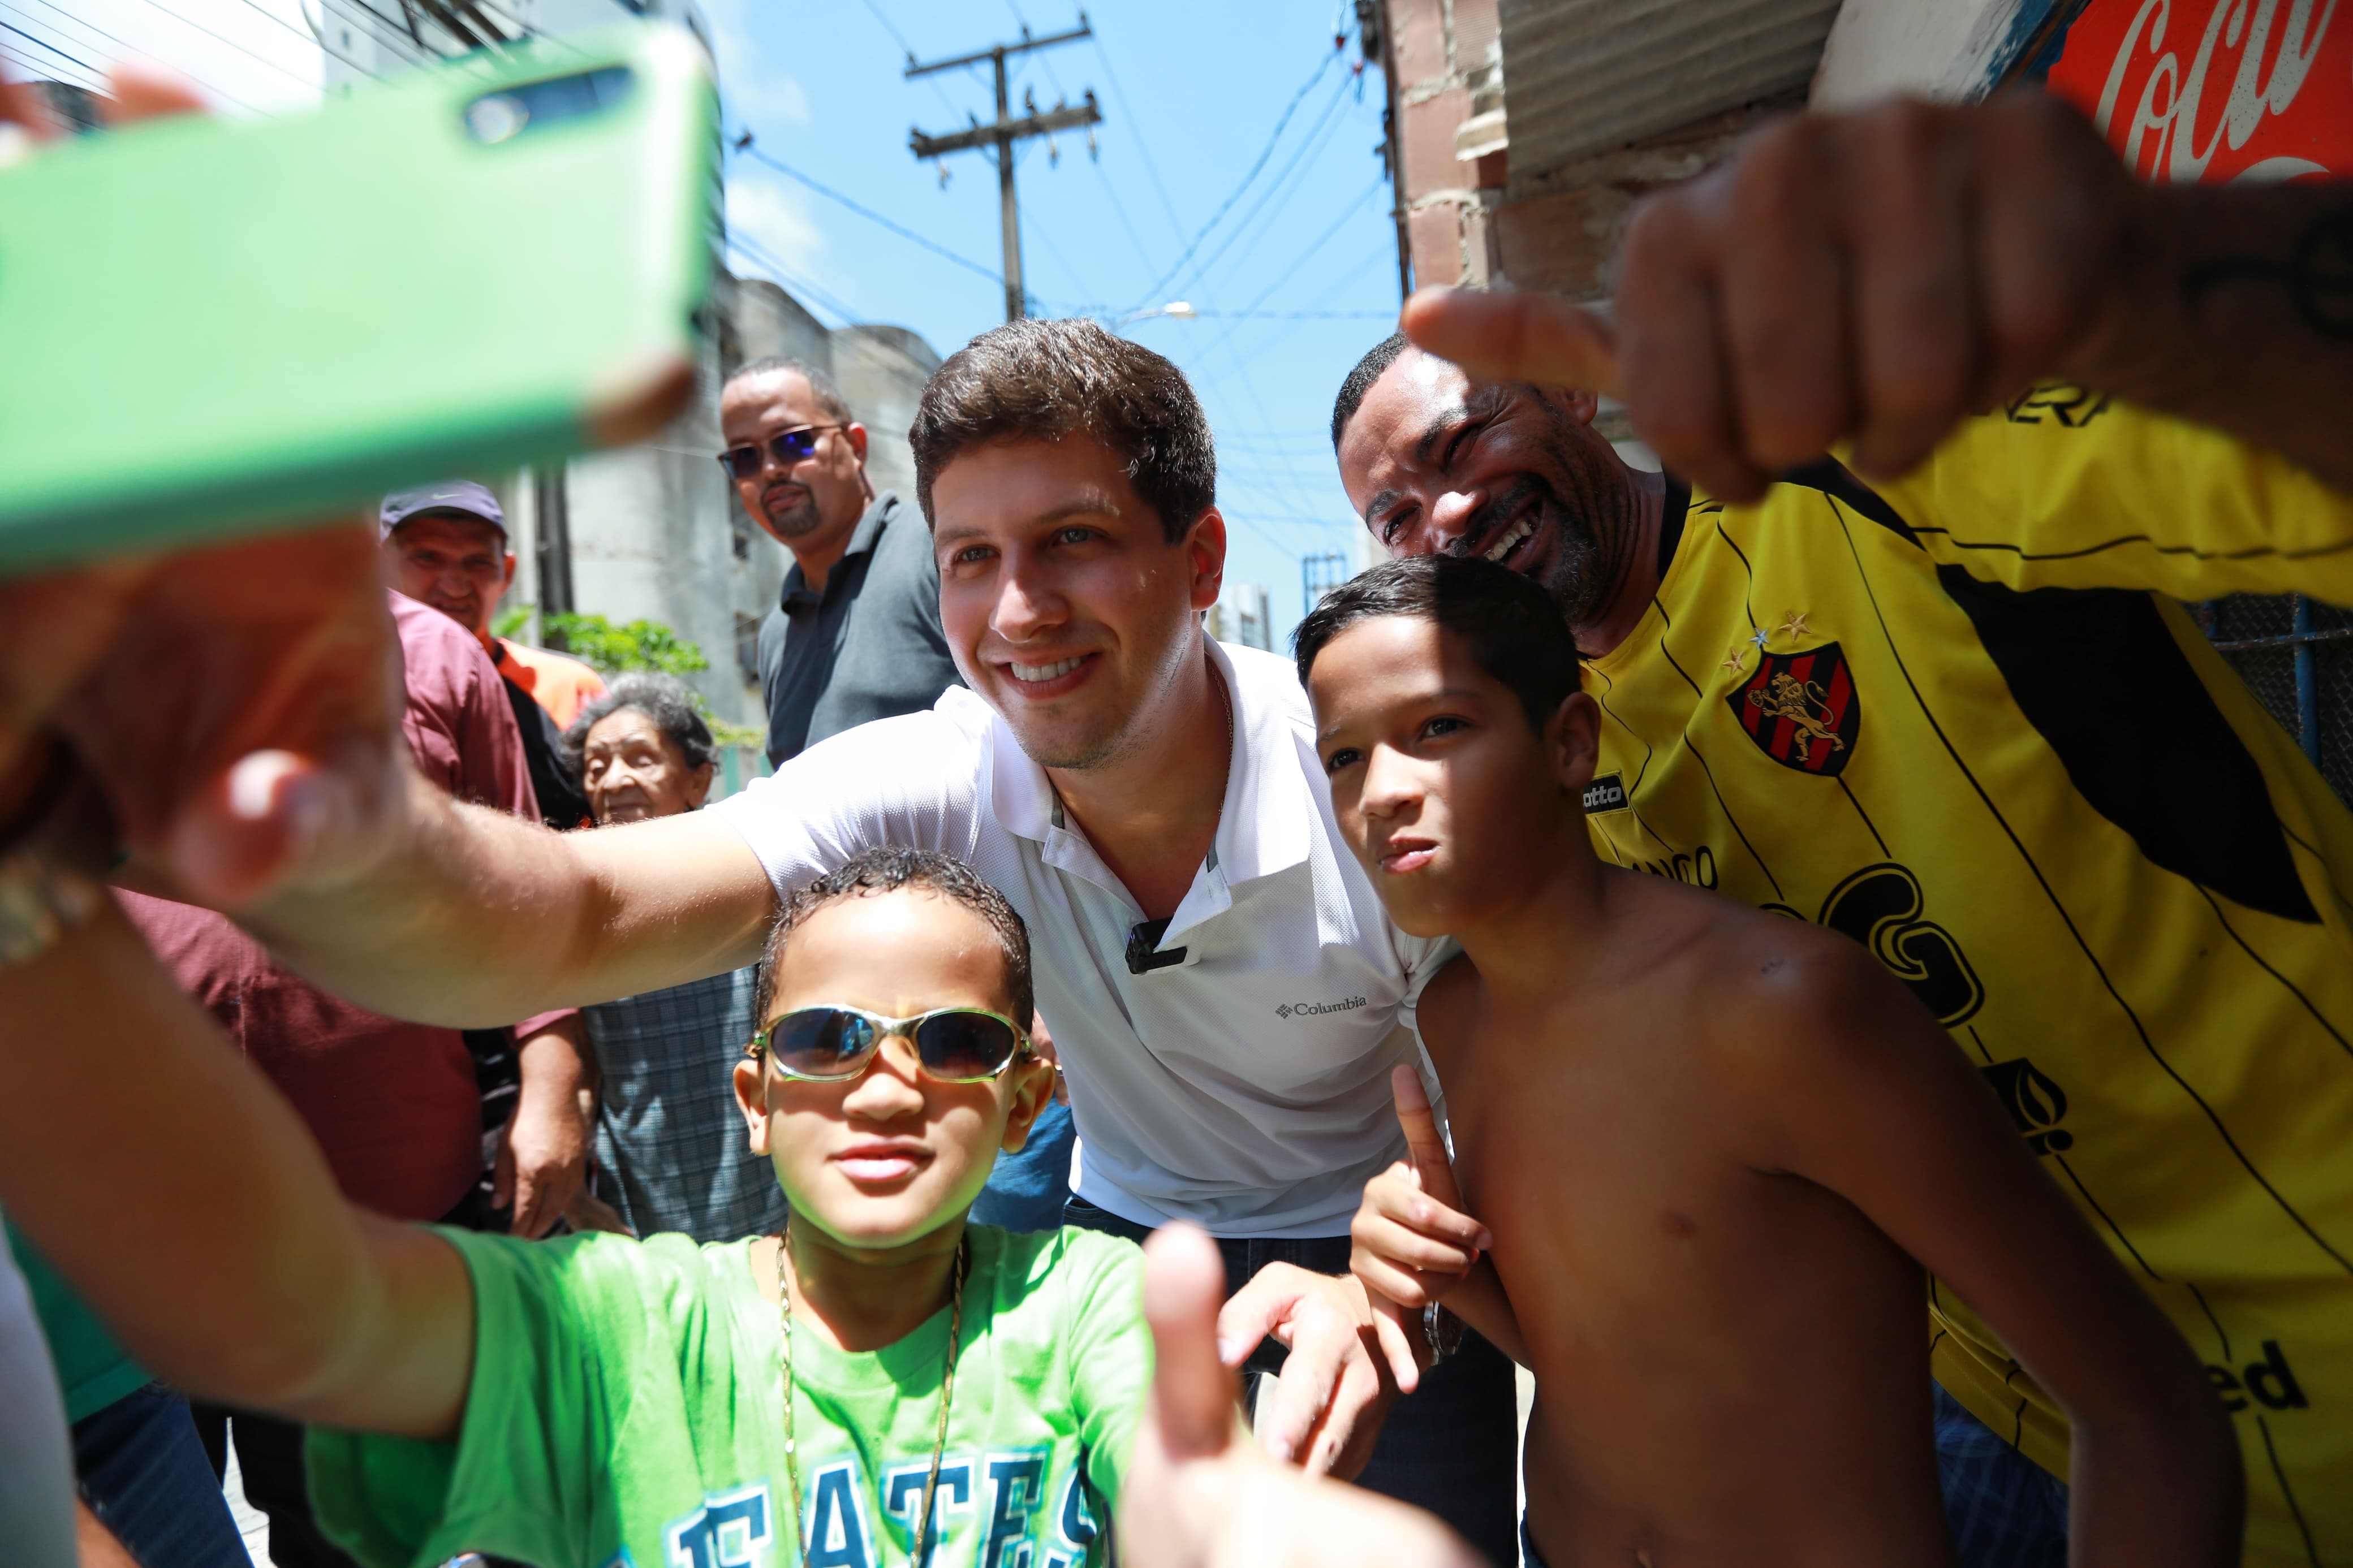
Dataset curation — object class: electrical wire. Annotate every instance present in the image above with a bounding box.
[267,0,436,72]
[1162,66,1354,309]
[862,0,966,122]
[0,15,110,97]
[1130,42,1338,309]
[0,27,101,91]
[1086,22,1184,246]
[0,44,104,95]
[321,0,438,60]
[111,0,323,93]
[1091,156,1163,278]
[735,139,1005,288]
[857,0,917,62]
[4,0,145,74]
[1018,188,1097,314]
[728,234,860,327]
[1185,172,1386,369]
[726,229,951,389]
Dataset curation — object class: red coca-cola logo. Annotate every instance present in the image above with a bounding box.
[2048,0,2351,183]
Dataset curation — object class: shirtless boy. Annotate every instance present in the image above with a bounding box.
[1298,553,2240,1567]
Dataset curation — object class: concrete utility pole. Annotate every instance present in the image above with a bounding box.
[906,19,1104,322]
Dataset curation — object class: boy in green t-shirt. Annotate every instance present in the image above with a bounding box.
[308,845,1139,1568]
[0,828,1483,1568]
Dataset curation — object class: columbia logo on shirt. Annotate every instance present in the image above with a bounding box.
[1275,997,1368,1019]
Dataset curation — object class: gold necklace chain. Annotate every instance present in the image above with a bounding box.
[777,1229,968,1568]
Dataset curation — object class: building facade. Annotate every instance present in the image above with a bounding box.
[1364,0,2352,803]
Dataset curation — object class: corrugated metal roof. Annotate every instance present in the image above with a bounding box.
[1499,0,1845,180]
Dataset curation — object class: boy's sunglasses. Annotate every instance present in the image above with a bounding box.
[748,1003,1032,1084]
[718,424,845,481]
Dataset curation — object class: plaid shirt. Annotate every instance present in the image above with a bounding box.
[583,967,789,1244]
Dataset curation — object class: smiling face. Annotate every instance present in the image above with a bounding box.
[732,888,1054,1251]
[580,707,712,825]
[1336,349,1635,628]
[932,435,1223,771]
[1308,614,1598,938]
[384,512,514,637]
[719,368,872,558]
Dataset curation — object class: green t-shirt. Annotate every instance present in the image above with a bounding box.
[309,1223,1149,1568]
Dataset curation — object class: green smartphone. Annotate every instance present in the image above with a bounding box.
[0,22,717,572]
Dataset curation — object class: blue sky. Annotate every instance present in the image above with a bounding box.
[707,0,1402,643]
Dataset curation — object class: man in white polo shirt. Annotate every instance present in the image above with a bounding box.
[713,319,1516,1554]
[137,318,1516,1554]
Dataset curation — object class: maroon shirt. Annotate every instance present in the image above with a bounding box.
[120,593,576,1222]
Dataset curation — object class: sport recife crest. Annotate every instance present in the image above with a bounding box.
[1729,641,1861,776]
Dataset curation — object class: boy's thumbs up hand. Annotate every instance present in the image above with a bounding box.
[1122,1224,1487,1568]
[1351,1066,1492,1392]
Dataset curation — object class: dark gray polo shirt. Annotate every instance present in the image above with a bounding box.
[756,490,963,767]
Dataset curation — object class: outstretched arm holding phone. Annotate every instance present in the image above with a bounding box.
[0,884,1482,1568]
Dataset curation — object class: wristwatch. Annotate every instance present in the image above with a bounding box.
[0,744,115,969]
[1423,1302,1466,1368]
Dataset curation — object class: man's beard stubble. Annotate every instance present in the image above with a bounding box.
[759,486,822,539]
[1442,428,1638,632]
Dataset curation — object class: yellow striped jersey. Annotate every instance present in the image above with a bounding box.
[1582,387,2353,1567]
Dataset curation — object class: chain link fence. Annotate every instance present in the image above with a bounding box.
[2195,594,2353,808]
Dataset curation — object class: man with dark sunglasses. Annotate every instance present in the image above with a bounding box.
[720,356,963,771]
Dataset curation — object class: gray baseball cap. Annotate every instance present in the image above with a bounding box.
[380,480,506,540]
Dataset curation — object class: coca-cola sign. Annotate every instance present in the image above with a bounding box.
[2046,0,2350,183]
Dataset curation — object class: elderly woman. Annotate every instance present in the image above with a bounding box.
[561,674,790,1242]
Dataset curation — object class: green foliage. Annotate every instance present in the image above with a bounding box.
[703,713,766,752]
[492,604,535,640]
[541,612,712,676]
[503,607,765,755]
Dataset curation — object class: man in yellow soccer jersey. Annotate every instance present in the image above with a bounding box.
[1334,93,2353,1568]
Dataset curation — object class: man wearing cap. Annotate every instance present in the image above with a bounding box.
[381,480,603,832]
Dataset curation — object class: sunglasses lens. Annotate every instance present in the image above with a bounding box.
[772,429,821,461]
[769,1008,878,1079]
[722,446,762,480]
[911,1012,1022,1080]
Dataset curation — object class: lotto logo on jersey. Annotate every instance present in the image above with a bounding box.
[1729,642,1861,776]
[1583,772,1630,814]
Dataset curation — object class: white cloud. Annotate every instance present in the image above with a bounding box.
[725,170,824,273]
[698,0,809,131]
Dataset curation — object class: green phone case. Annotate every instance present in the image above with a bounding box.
[0,23,717,572]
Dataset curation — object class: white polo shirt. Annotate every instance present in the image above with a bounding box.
[714,638,1448,1237]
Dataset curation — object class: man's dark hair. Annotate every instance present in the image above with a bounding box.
[726,355,854,425]
[1293,554,1583,732]
[1330,332,1412,448]
[561,671,717,784]
[910,317,1215,542]
[753,848,1035,1035]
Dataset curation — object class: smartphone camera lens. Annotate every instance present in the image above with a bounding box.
[463,68,633,146]
[465,93,529,145]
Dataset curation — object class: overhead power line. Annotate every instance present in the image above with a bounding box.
[119,0,321,92]
[1085,23,1184,245]
[1164,66,1354,308]
[0,15,112,88]
[1130,41,1339,310]
[904,17,1101,322]
[1186,171,1386,369]
[734,139,1003,287]
[0,23,100,89]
